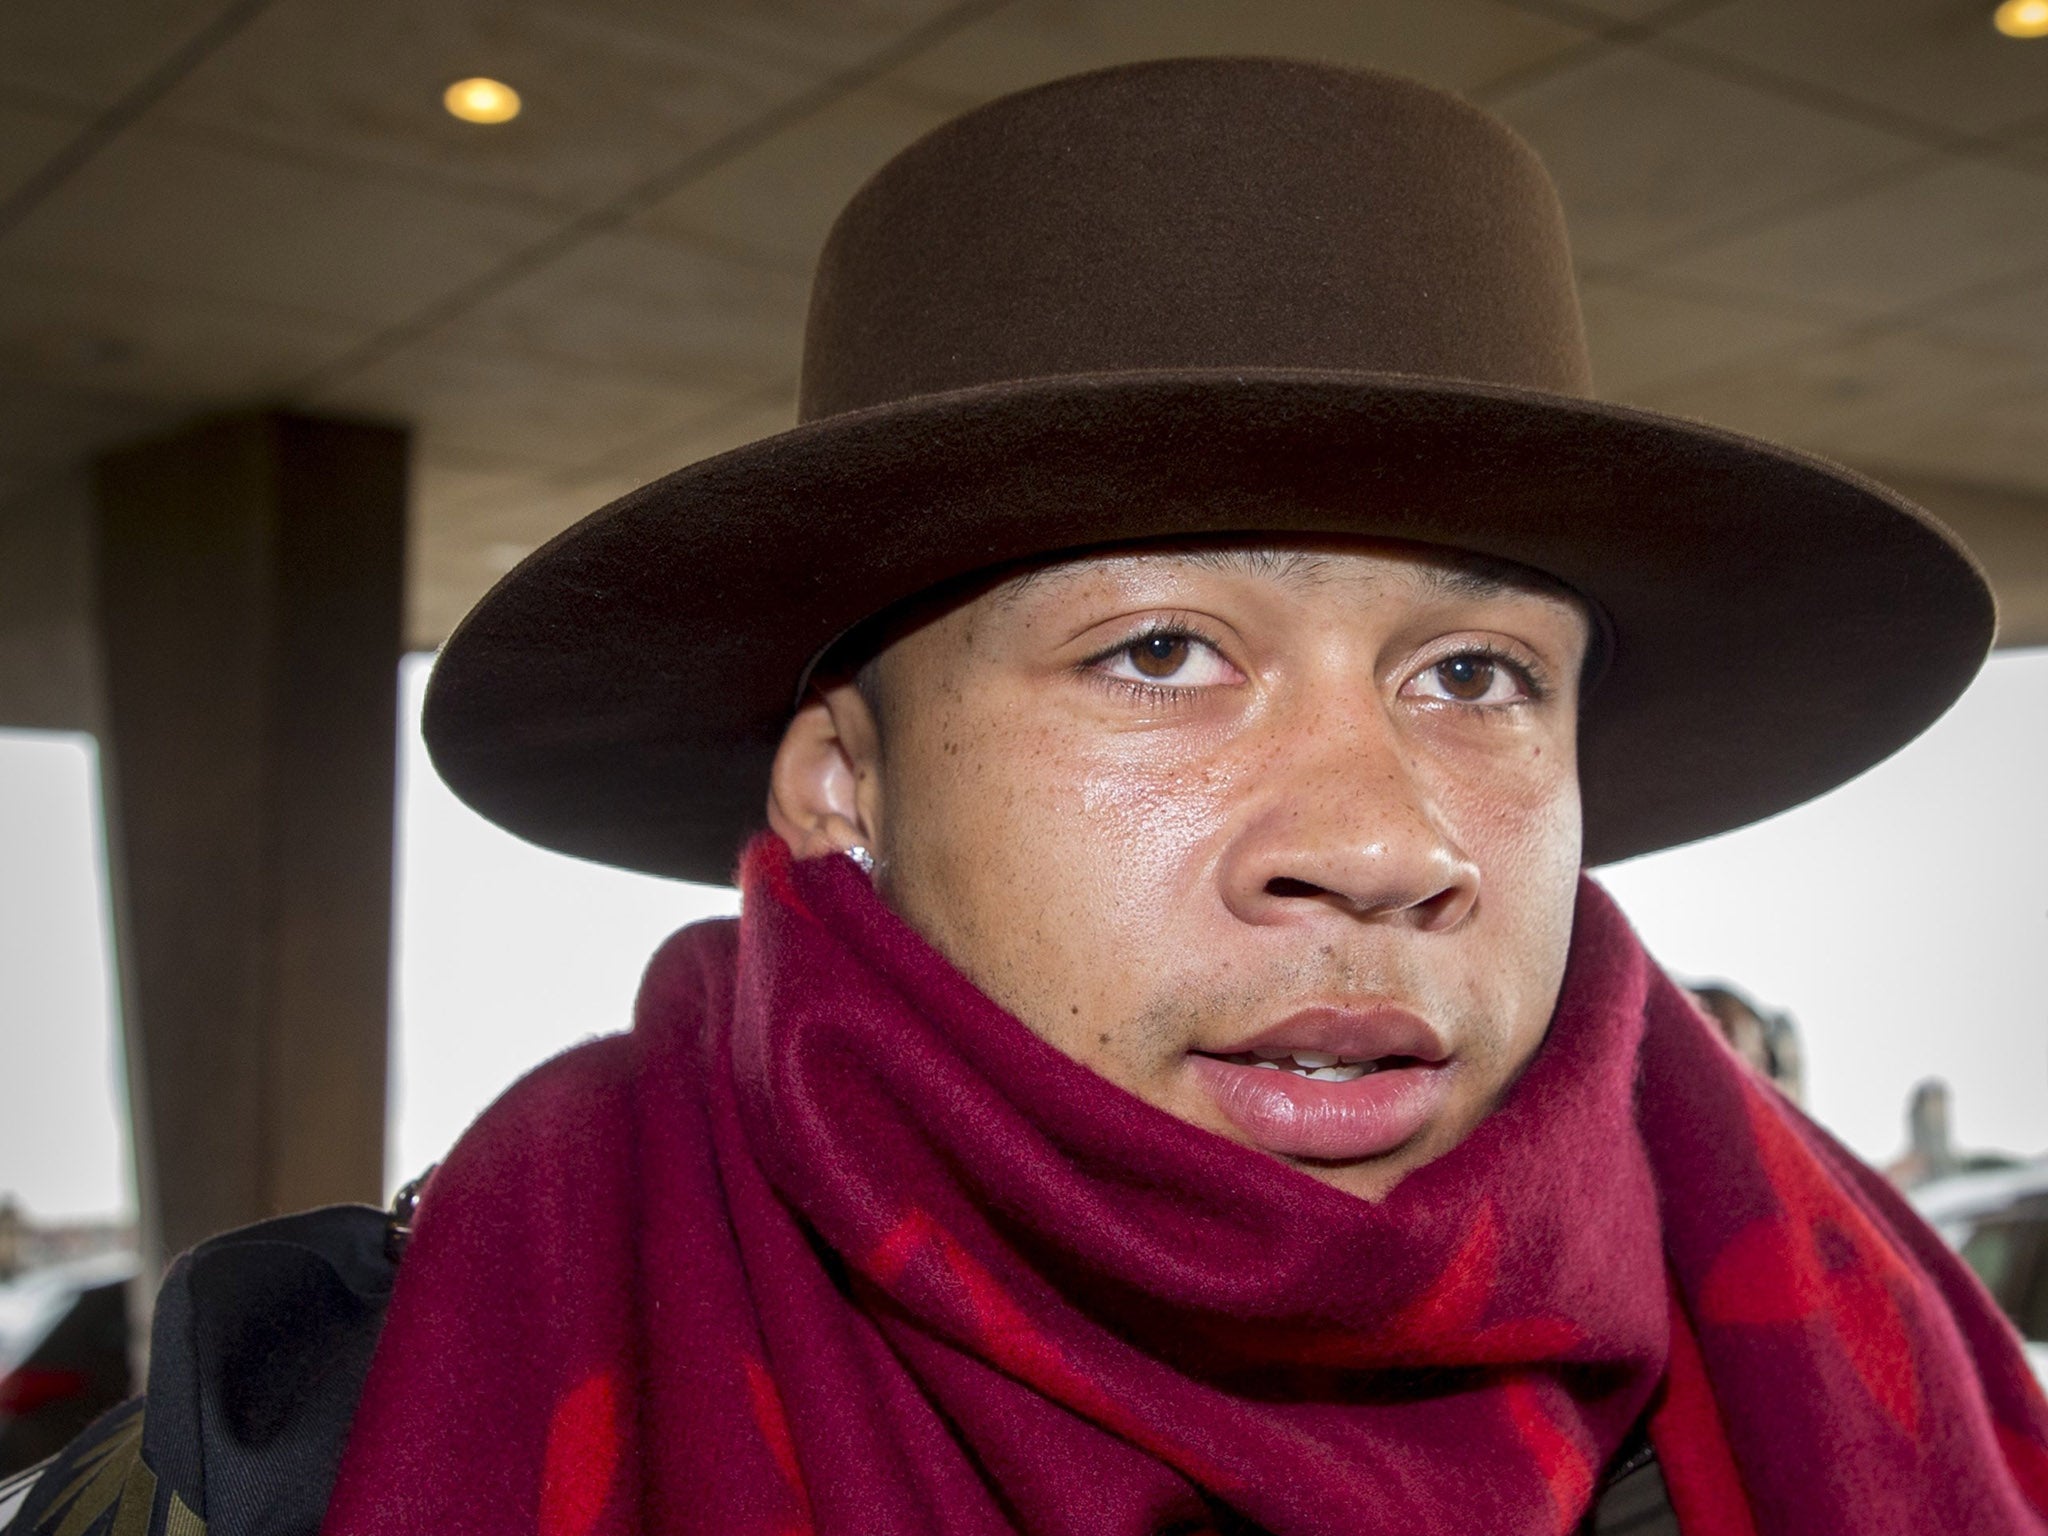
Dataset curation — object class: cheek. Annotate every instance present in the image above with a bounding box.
[1077,748,1243,917]
[1435,735,1583,1059]
[882,707,1233,1055]
[1439,730,1581,896]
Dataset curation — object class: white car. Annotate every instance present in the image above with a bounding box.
[0,1251,137,1482]
[1910,1160,2048,1389]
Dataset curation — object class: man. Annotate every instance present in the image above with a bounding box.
[10,56,2047,1536]
[1688,984,1803,1104]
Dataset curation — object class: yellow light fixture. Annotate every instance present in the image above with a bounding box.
[443,77,521,124]
[1994,0,2048,37]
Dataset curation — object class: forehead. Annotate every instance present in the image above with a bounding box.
[985,538,1583,612]
[835,536,1598,702]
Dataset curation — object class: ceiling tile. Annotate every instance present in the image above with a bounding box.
[1659,158,2048,316]
[0,93,89,206]
[320,340,766,470]
[405,376,799,644]
[883,0,1592,105]
[1847,380,2048,493]
[0,256,369,400]
[644,0,1594,274]
[1625,324,2042,467]
[1921,276,2048,356]
[409,466,645,646]
[410,455,628,549]
[1577,272,1843,399]
[422,231,808,387]
[637,84,950,270]
[572,380,799,484]
[0,0,229,111]
[153,0,828,218]
[0,128,557,326]
[1665,0,2048,138]
[670,0,983,75]
[1492,46,1924,266]
[2002,114,2048,170]
[0,377,181,478]
[411,445,545,526]
[1550,0,1676,16]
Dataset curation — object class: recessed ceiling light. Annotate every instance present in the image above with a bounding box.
[443,77,521,124]
[1994,0,2048,37]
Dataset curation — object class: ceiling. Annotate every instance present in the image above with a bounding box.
[3,0,2046,646]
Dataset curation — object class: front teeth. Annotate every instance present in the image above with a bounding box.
[1308,1063,1366,1081]
[1243,1052,1374,1081]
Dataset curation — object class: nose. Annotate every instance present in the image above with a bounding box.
[1216,701,1480,933]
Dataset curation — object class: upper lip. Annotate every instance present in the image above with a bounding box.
[1199,1004,1448,1065]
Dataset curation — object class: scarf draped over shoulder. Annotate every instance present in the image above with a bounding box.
[321,837,2048,1536]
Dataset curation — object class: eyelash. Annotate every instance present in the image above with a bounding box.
[1418,643,1553,710]
[1080,628,1553,709]
[1080,621,1229,705]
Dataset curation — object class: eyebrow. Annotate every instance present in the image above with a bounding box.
[993,546,1334,606]
[995,544,1567,607]
[1180,547,1338,585]
[1413,556,1566,604]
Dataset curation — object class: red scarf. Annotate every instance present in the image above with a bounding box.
[323,837,2048,1535]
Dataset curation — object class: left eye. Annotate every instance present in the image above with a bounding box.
[1098,633,1237,687]
[1408,653,1525,704]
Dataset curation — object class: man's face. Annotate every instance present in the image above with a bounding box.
[779,541,1591,1200]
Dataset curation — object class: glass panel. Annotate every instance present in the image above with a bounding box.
[0,731,132,1239]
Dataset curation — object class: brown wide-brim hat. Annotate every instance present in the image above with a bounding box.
[425,57,1994,884]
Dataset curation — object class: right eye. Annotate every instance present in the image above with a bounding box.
[1095,632,1238,688]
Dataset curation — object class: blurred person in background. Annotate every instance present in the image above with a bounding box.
[10,58,2048,1536]
[1687,982,1804,1104]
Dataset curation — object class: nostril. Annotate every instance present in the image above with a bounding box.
[1265,877,1325,899]
[1256,869,1477,928]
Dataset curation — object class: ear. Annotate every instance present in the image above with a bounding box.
[767,681,884,861]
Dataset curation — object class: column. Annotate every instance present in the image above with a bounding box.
[93,412,407,1264]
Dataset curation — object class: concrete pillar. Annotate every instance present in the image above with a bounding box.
[0,470,101,735]
[92,412,406,1265]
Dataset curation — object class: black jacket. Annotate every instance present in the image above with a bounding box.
[1,1204,1679,1535]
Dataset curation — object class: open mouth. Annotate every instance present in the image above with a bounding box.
[1205,1048,1427,1084]
[1186,1008,1452,1163]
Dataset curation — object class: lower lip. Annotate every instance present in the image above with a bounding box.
[1187,1056,1451,1162]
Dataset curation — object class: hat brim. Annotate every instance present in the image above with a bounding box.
[423,368,1994,882]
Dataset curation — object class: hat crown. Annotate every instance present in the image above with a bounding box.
[800,57,1593,421]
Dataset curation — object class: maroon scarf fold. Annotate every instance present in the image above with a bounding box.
[322,837,2048,1535]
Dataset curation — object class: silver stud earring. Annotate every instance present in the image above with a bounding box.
[845,844,876,875]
